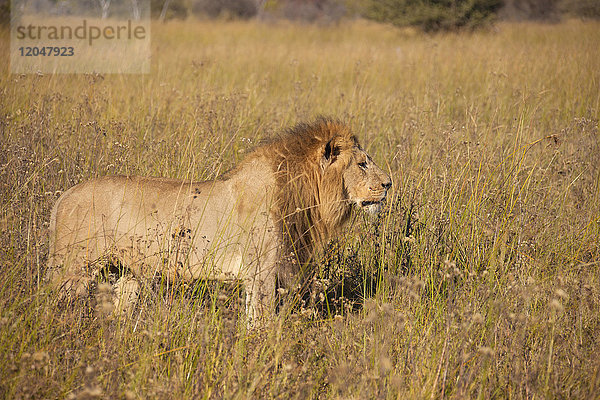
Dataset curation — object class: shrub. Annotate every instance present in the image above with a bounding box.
[362,0,503,32]
[560,0,600,19]
[257,0,346,23]
[151,0,188,20]
[191,0,258,19]
[499,0,561,21]
[0,0,9,25]
[280,0,346,23]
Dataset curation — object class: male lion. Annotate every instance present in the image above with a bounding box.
[47,118,391,323]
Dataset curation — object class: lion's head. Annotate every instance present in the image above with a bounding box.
[258,118,391,280]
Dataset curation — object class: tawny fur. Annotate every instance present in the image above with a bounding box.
[47,118,391,323]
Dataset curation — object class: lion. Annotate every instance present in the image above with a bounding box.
[47,118,392,323]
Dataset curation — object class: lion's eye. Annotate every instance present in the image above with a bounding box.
[358,162,367,170]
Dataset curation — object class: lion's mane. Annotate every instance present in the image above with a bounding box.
[251,118,359,286]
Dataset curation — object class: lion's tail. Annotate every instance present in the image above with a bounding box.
[46,184,77,283]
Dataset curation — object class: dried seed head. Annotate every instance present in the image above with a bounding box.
[413,279,425,290]
[381,303,394,315]
[32,351,49,363]
[402,235,416,244]
[283,362,295,372]
[444,257,456,269]
[73,385,103,399]
[98,301,115,316]
[549,299,564,313]
[364,310,378,324]
[555,289,569,301]
[378,356,393,373]
[97,283,112,294]
[526,276,535,285]
[123,390,136,400]
[217,293,229,302]
[478,346,494,357]
[389,373,403,389]
[471,312,484,325]
[30,351,50,372]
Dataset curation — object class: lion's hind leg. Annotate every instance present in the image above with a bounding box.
[112,275,141,316]
[47,250,106,304]
[47,247,92,300]
[55,274,93,299]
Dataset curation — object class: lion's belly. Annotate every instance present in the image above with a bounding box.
[182,253,246,281]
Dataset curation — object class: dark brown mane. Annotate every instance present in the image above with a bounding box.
[257,117,360,287]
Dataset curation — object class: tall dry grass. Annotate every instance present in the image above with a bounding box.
[0,19,599,399]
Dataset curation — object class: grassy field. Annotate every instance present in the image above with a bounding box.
[1,18,599,399]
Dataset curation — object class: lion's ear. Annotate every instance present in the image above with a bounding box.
[321,139,340,170]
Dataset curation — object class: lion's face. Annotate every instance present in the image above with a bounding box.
[343,146,392,215]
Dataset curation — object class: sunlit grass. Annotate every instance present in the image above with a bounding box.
[0,18,599,398]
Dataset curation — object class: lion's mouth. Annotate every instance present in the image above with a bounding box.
[359,199,386,215]
[360,200,381,207]
[358,190,390,213]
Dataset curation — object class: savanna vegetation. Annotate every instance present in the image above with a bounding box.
[1,18,599,399]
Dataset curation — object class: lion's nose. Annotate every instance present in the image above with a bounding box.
[382,181,392,190]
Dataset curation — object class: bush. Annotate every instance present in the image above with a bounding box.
[191,0,258,19]
[280,0,346,23]
[560,0,600,19]
[362,0,503,32]
[256,0,346,23]
[499,0,561,21]
[0,0,9,25]
[151,0,188,20]
[499,0,600,22]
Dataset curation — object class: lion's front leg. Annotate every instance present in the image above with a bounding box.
[244,264,277,327]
